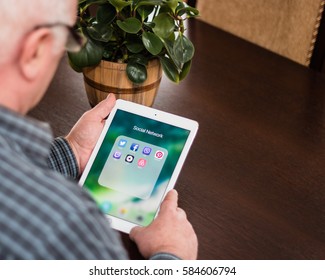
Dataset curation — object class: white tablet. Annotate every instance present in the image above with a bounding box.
[79,99,199,233]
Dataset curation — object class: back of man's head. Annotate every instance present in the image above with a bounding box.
[0,0,74,65]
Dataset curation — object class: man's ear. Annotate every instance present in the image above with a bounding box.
[18,28,53,81]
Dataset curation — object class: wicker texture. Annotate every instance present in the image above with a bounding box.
[197,0,325,66]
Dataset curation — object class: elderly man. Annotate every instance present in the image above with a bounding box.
[0,0,197,259]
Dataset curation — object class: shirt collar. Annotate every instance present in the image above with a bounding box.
[0,105,53,165]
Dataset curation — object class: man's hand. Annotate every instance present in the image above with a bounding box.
[66,94,116,174]
[130,189,198,260]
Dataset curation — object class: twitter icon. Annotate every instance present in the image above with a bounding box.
[118,139,127,148]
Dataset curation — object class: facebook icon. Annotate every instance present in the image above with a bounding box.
[130,143,139,152]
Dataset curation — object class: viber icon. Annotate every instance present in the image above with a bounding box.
[142,147,152,156]
[113,151,122,159]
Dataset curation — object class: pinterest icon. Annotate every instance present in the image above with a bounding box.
[154,150,165,160]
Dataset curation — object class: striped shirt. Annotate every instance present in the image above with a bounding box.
[0,106,129,259]
[0,105,179,260]
[0,106,179,260]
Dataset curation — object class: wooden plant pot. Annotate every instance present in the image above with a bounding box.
[83,59,162,107]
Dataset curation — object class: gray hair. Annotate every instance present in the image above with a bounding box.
[0,0,74,64]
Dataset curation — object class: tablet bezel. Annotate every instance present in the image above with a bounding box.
[79,99,198,233]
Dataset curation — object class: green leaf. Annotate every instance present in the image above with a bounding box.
[86,0,105,3]
[126,35,145,53]
[128,54,148,66]
[179,59,192,81]
[142,32,163,55]
[165,0,178,13]
[68,39,104,68]
[117,18,142,34]
[163,37,182,70]
[68,57,83,72]
[143,22,155,29]
[87,22,113,42]
[97,4,116,24]
[175,1,186,12]
[102,49,113,60]
[177,6,199,17]
[135,0,163,9]
[173,34,194,63]
[81,0,108,11]
[108,0,131,12]
[126,61,147,84]
[176,2,199,17]
[158,5,170,14]
[159,56,179,83]
[152,13,175,39]
[137,6,155,21]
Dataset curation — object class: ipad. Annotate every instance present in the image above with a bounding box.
[79,99,198,233]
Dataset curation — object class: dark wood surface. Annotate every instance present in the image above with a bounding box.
[30,19,325,260]
[310,5,325,72]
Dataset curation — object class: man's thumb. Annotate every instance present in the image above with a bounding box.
[129,226,142,241]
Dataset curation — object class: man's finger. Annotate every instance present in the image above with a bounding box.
[159,189,178,212]
[91,93,116,120]
[130,226,142,241]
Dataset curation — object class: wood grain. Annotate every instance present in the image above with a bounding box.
[30,19,325,260]
[83,59,162,107]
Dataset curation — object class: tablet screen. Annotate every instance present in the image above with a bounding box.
[82,108,192,227]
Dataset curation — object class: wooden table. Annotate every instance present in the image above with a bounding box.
[30,19,325,260]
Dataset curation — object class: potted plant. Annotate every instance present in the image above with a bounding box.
[68,0,199,107]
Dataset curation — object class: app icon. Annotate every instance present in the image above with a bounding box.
[142,147,152,156]
[113,151,122,159]
[130,143,139,152]
[136,215,144,222]
[155,150,165,160]
[125,154,134,163]
[100,201,111,213]
[138,158,147,168]
[119,208,127,215]
[118,139,127,148]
